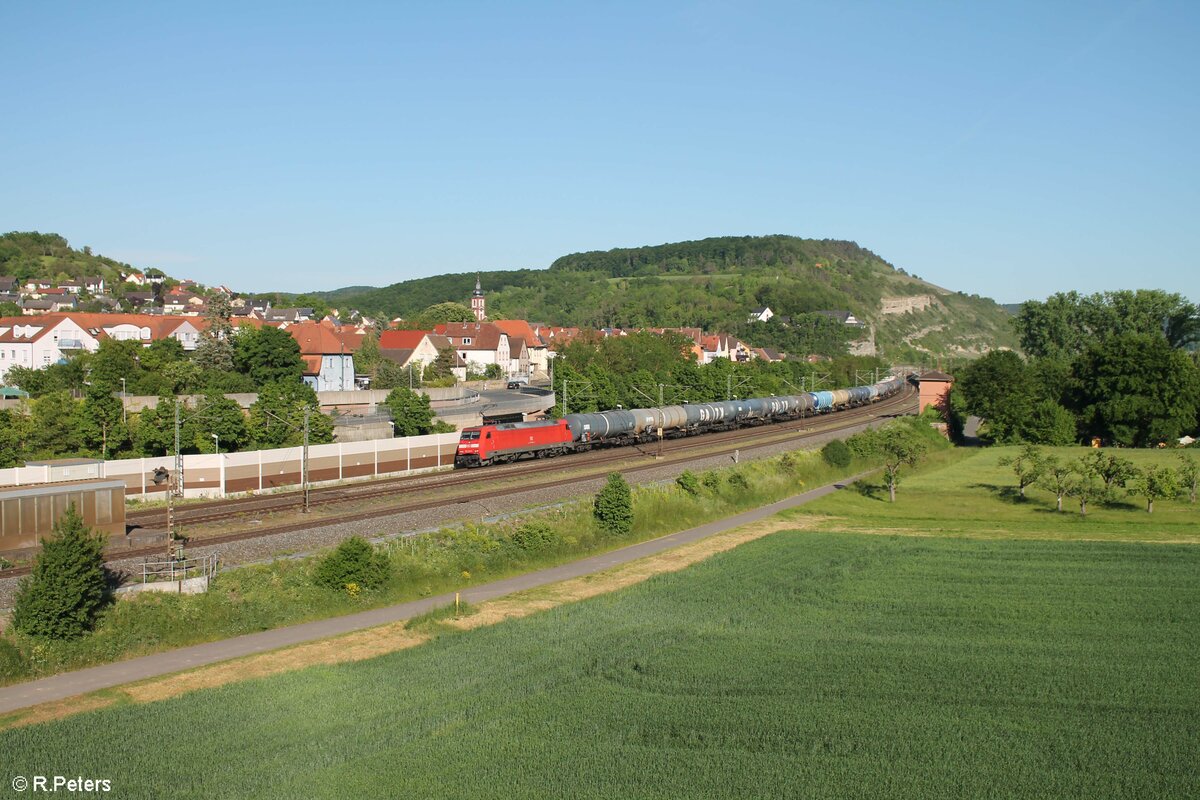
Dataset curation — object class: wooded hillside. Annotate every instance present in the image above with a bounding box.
[318,235,1019,360]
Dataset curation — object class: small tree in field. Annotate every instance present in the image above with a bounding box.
[1177,452,1198,504]
[872,424,930,502]
[1131,464,1180,514]
[1067,458,1103,516]
[999,442,1047,499]
[12,507,109,639]
[1085,450,1137,500]
[1039,455,1072,512]
[594,472,633,536]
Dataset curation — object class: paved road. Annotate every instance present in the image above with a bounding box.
[0,475,861,716]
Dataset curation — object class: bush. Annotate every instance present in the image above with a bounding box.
[510,521,560,554]
[727,471,750,491]
[822,439,853,469]
[702,471,723,492]
[11,506,110,639]
[593,473,634,537]
[314,536,391,592]
[676,470,702,496]
[0,638,29,681]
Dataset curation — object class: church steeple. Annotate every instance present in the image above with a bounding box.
[471,274,486,321]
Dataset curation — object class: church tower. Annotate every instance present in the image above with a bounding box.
[471,275,486,321]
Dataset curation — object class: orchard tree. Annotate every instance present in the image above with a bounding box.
[11,507,110,639]
[1039,455,1073,512]
[1084,450,1138,500]
[1131,464,1180,514]
[862,422,931,503]
[999,443,1047,499]
[1177,452,1198,504]
[1067,458,1103,516]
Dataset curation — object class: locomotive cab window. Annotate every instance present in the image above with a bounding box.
[460,431,480,440]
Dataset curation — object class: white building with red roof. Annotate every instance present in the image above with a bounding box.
[432,321,511,376]
[0,313,204,382]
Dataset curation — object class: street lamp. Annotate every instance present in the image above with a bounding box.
[387,420,395,438]
[211,432,219,455]
[119,378,127,425]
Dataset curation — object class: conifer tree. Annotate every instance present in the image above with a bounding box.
[12,507,109,639]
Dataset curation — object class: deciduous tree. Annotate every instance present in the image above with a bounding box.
[1131,464,1180,514]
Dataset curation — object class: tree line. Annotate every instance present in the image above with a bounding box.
[955,290,1200,447]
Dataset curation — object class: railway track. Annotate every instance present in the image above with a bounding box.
[0,387,915,578]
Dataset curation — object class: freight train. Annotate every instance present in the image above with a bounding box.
[454,375,906,468]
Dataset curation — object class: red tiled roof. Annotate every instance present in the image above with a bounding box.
[0,313,201,344]
[379,329,429,350]
[493,320,540,345]
[286,321,364,355]
[432,322,506,351]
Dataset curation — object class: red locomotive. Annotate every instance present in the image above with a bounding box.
[455,419,573,467]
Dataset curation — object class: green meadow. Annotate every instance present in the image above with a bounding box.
[801,445,1200,542]
[3,480,1197,798]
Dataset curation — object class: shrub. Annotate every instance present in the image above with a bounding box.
[727,471,750,491]
[0,638,29,681]
[11,506,110,639]
[676,470,702,496]
[314,536,391,592]
[821,439,853,469]
[702,471,723,492]
[593,473,634,537]
[511,521,560,553]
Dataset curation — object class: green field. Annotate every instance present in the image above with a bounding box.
[802,446,1200,542]
[3,520,1197,797]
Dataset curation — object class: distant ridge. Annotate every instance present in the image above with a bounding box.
[316,235,1018,360]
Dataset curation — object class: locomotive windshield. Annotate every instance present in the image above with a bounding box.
[460,430,481,440]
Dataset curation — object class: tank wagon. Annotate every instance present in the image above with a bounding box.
[455,375,907,467]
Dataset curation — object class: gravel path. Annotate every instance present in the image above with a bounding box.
[0,412,899,610]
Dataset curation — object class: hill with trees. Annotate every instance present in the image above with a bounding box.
[0,232,146,286]
[316,235,1018,361]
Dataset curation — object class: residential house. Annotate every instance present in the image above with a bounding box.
[122,271,147,286]
[698,334,753,364]
[0,278,15,294]
[379,329,442,372]
[82,276,106,295]
[123,291,156,308]
[432,322,511,377]
[747,306,774,323]
[286,321,363,392]
[0,313,204,382]
[265,307,314,324]
[493,320,547,378]
[58,281,84,294]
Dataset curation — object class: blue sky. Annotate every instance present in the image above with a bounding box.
[1,1,1196,303]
